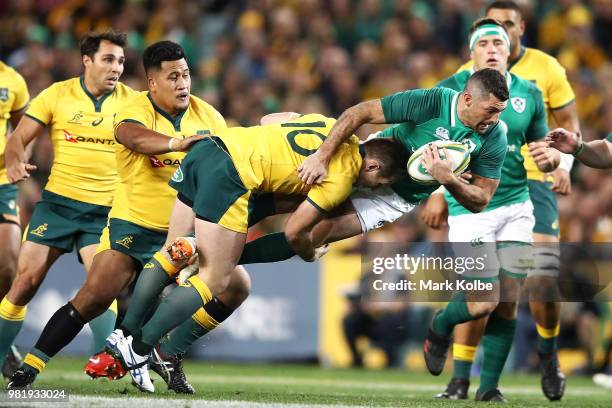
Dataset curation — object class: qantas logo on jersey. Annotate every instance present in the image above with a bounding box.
[63,130,114,145]
[148,156,182,168]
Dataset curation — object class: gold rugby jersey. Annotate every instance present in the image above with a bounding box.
[25,76,137,205]
[111,91,226,231]
[216,113,362,212]
[0,61,29,184]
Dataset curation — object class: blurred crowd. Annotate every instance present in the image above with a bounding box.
[0,0,610,371]
[0,0,610,241]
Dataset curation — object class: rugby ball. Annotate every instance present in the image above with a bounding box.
[407,140,470,185]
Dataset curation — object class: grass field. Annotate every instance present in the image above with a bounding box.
[1,357,610,407]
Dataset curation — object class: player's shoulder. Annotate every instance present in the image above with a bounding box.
[0,61,24,81]
[120,90,149,108]
[457,60,474,73]
[510,72,542,95]
[41,77,80,97]
[437,71,469,91]
[523,47,566,73]
[524,47,558,64]
[188,94,221,114]
[486,119,508,141]
[113,81,139,98]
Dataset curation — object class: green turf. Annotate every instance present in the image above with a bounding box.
[4,357,611,407]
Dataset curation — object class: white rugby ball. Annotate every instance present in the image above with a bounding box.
[407,140,470,185]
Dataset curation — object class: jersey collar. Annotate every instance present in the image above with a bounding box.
[508,46,526,70]
[147,92,187,132]
[79,75,113,113]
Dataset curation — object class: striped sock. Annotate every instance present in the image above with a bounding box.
[23,348,51,374]
[536,323,560,355]
[0,297,27,369]
[161,297,234,355]
[452,343,477,379]
[135,276,213,356]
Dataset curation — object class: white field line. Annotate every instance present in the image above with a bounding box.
[1,395,370,408]
[51,372,609,396]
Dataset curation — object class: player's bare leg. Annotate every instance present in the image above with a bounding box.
[0,221,23,377]
[0,241,63,374]
[0,222,20,298]
[79,244,119,353]
[7,248,137,389]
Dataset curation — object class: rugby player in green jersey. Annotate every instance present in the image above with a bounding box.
[421,18,571,402]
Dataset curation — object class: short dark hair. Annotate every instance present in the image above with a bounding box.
[80,30,127,58]
[142,41,186,73]
[468,17,507,37]
[486,1,522,17]
[466,68,509,102]
[362,138,409,179]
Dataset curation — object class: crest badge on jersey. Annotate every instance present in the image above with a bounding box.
[0,88,8,102]
[434,127,449,140]
[172,166,184,183]
[511,97,526,113]
[463,139,477,153]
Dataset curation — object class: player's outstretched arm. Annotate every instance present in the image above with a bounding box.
[5,115,42,183]
[528,140,560,173]
[284,200,326,261]
[115,122,206,154]
[298,99,385,185]
[547,129,612,169]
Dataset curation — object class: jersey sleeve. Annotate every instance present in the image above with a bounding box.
[11,72,29,112]
[306,148,358,213]
[306,175,354,213]
[381,88,444,125]
[526,87,549,142]
[25,83,58,126]
[547,58,575,110]
[114,96,155,130]
[470,121,508,179]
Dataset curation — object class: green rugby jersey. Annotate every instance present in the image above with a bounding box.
[437,71,548,215]
[379,87,508,205]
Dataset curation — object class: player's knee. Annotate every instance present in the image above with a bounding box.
[73,283,113,320]
[9,267,46,303]
[231,266,251,301]
[526,275,559,301]
[217,268,250,310]
[468,300,498,318]
[495,301,519,320]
